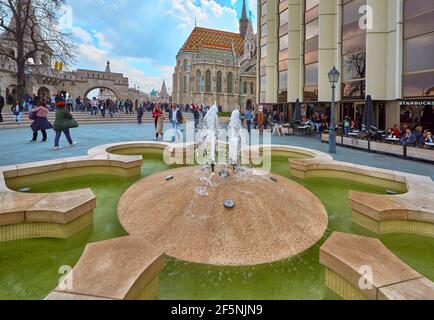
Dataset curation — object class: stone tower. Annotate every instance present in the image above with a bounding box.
[239,0,249,39]
[105,61,111,73]
[159,80,170,102]
[243,18,256,60]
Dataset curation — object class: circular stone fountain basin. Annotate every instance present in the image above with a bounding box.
[118,166,328,266]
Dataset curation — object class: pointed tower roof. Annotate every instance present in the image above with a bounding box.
[246,19,255,39]
[160,80,169,96]
[105,61,111,73]
[241,0,248,20]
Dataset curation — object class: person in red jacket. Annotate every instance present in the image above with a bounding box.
[152,104,164,140]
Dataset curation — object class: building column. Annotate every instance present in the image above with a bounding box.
[287,0,302,103]
[366,0,388,100]
[266,0,278,104]
[318,0,338,102]
[386,101,400,129]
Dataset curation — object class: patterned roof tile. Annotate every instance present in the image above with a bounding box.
[180,27,244,56]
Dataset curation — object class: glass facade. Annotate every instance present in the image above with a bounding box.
[341,0,366,100]
[403,0,434,98]
[304,0,319,101]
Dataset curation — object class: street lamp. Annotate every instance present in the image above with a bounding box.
[328,66,340,154]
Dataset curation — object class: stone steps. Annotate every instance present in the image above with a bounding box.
[0,112,194,129]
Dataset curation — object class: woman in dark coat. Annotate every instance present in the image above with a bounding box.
[53,101,79,150]
[30,100,52,142]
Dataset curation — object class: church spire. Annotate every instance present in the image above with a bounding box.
[241,0,248,20]
[239,0,249,39]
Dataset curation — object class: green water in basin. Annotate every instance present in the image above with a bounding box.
[0,153,433,300]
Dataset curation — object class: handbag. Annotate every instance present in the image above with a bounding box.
[29,112,37,120]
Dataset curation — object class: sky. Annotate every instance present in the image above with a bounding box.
[64,0,257,95]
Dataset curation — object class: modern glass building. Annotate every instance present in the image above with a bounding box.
[257,0,434,130]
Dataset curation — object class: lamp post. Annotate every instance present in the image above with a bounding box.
[328,66,340,154]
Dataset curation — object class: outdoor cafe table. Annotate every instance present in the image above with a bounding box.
[385,137,400,144]
[297,125,311,136]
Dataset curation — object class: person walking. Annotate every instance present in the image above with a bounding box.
[169,104,183,142]
[153,104,164,140]
[258,110,264,135]
[137,102,144,124]
[53,100,78,150]
[0,93,4,123]
[245,108,254,135]
[12,101,23,125]
[155,109,165,140]
[29,100,52,143]
[193,104,200,130]
[91,97,98,116]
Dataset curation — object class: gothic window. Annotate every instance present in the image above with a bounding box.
[227,72,233,94]
[206,70,211,92]
[250,82,254,94]
[196,70,202,92]
[243,81,248,94]
[183,60,188,72]
[183,75,187,94]
[217,71,222,93]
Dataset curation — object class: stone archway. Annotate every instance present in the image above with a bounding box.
[245,95,256,112]
[84,86,120,100]
[6,85,17,104]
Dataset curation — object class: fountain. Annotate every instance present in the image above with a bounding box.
[116,108,329,266]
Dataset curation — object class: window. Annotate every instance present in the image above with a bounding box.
[261,23,267,37]
[280,10,288,27]
[217,71,222,93]
[280,35,288,51]
[227,72,233,94]
[261,2,267,17]
[183,75,187,94]
[261,75,266,91]
[196,70,202,92]
[341,0,367,100]
[304,0,319,101]
[261,45,267,58]
[403,0,434,97]
[243,81,248,94]
[279,70,288,91]
[205,70,211,92]
[183,60,188,72]
[250,82,254,94]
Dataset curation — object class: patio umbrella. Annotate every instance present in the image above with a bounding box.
[362,95,376,133]
[293,99,302,124]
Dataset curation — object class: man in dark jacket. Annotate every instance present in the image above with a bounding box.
[169,104,183,142]
[0,94,4,122]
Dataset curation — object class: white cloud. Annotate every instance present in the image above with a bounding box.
[163,0,239,32]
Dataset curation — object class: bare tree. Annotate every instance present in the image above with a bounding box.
[0,0,76,102]
[343,51,366,98]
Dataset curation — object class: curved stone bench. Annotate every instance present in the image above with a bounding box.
[0,153,143,242]
[45,236,165,300]
[0,186,95,242]
[88,141,332,168]
[320,232,434,300]
[290,158,434,237]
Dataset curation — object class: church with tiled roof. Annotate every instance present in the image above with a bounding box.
[172,0,257,112]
